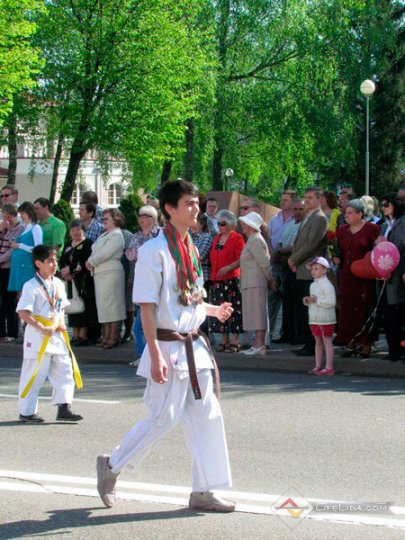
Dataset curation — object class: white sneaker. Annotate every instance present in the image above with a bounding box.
[128,359,139,368]
[241,347,255,355]
[96,454,119,508]
[243,346,266,356]
[189,491,235,512]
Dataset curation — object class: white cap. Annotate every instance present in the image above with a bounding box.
[306,256,330,270]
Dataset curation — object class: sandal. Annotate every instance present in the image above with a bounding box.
[225,344,240,353]
[316,368,335,376]
[308,367,322,375]
[216,343,228,353]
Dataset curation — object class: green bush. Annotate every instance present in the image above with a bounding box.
[52,199,75,229]
[119,192,144,232]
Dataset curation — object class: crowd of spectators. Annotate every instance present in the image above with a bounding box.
[0,181,404,366]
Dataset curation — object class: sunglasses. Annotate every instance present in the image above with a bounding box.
[240,206,252,211]
[381,202,391,208]
[139,214,153,218]
[218,222,229,227]
[1,193,11,198]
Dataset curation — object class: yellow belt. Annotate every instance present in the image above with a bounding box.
[20,315,83,398]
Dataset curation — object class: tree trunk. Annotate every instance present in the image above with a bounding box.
[60,148,87,201]
[183,118,194,182]
[161,160,172,184]
[212,135,224,190]
[7,115,17,185]
[49,132,65,205]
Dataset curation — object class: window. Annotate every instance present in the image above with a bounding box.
[107,183,122,206]
[71,183,90,206]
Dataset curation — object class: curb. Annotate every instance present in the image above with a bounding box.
[2,342,405,379]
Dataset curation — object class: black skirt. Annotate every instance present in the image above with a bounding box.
[208,277,243,334]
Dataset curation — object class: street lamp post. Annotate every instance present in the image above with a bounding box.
[360,79,376,196]
[224,168,234,191]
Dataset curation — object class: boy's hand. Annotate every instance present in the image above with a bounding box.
[56,324,67,332]
[39,324,55,336]
[215,302,233,322]
[150,354,168,384]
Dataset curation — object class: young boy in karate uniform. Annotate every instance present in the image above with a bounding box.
[97,179,235,512]
[17,245,83,423]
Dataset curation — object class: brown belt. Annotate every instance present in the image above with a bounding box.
[156,328,220,400]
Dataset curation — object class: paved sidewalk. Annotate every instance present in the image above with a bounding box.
[2,340,405,379]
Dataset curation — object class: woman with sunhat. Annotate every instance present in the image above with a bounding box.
[239,211,273,356]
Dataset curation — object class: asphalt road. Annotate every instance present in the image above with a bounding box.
[1,357,404,539]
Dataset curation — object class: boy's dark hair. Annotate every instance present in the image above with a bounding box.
[158,179,198,220]
[32,245,57,266]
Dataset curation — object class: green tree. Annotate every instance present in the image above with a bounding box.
[0,0,43,125]
[31,0,214,201]
[191,0,401,200]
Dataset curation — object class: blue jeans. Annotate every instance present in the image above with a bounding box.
[133,308,146,357]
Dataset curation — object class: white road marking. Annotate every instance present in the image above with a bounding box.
[0,393,120,404]
[0,470,404,529]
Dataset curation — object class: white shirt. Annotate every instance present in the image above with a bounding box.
[133,230,213,379]
[17,276,69,358]
[308,275,337,325]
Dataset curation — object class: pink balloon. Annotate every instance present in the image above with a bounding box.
[371,241,400,278]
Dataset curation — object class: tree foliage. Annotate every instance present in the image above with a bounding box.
[29,0,215,199]
[0,0,44,125]
[3,0,403,201]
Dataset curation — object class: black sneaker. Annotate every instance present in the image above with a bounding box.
[56,404,83,421]
[19,414,45,423]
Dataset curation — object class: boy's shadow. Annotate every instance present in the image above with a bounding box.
[0,506,199,539]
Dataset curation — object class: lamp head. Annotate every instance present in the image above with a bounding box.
[360,79,376,97]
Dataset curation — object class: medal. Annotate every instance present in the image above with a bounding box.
[35,273,59,313]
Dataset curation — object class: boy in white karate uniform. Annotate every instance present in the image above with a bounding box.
[97,180,235,512]
[17,245,83,423]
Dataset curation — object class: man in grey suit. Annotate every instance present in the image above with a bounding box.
[288,187,328,356]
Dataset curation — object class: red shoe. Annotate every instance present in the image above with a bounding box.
[316,368,335,376]
[308,367,321,374]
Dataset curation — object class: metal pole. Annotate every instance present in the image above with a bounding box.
[365,96,370,196]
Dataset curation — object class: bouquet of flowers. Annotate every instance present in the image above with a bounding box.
[326,230,341,259]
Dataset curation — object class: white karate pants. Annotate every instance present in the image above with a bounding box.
[109,368,232,492]
[18,354,75,416]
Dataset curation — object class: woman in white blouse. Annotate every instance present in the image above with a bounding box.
[8,201,43,293]
[86,208,126,349]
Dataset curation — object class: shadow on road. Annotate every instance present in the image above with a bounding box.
[221,371,405,398]
[0,506,199,539]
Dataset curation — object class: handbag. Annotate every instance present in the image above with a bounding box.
[65,279,85,315]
